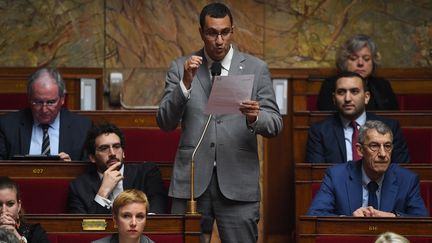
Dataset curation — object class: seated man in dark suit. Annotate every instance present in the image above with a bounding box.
[307,120,427,217]
[67,123,167,214]
[0,68,92,161]
[306,71,410,163]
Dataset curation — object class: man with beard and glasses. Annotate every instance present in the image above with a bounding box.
[67,123,167,214]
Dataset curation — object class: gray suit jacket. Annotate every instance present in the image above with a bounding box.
[157,48,282,201]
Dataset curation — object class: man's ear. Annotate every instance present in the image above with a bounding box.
[89,154,96,163]
[355,143,364,157]
[364,91,371,105]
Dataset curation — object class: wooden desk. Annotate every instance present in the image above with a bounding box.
[26,214,201,243]
[0,161,172,181]
[298,216,432,243]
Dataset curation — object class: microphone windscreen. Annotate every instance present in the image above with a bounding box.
[211,62,222,76]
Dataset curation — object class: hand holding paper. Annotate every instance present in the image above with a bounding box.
[205,74,255,115]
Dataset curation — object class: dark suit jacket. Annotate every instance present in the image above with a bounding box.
[307,161,428,216]
[317,76,399,111]
[19,223,50,243]
[157,48,282,201]
[67,163,167,214]
[306,112,410,163]
[0,108,92,160]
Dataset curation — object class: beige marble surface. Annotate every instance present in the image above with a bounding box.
[0,0,431,107]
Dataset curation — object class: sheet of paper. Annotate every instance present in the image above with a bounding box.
[205,74,254,115]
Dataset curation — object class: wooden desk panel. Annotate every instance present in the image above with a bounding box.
[0,161,172,181]
[298,216,432,243]
[26,214,201,243]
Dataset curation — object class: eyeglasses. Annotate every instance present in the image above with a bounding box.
[361,142,393,152]
[204,28,233,40]
[31,98,59,108]
[96,143,122,153]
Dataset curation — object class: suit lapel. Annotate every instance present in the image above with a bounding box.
[379,165,398,211]
[347,161,363,212]
[331,115,347,161]
[122,164,134,189]
[228,49,245,76]
[20,110,33,154]
[58,109,69,152]
[194,50,212,98]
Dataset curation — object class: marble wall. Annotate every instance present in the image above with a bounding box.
[0,0,431,107]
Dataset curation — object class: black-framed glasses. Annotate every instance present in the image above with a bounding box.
[96,143,122,153]
[361,142,393,152]
[204,28,233,40]
[31,98,60,108]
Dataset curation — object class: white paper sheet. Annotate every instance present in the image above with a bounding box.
[205,74,254,114]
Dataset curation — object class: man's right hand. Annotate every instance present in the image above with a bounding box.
[97,162,123,199]
[183,55,203,89]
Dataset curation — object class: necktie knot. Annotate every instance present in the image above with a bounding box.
[367,181,378,193]
[41,124,50,132]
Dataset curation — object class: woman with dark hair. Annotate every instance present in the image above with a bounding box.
[92,189,154,243]
[0,176,49,243]
[317,34,399,111]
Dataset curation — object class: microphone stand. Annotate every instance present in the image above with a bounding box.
[187,62,221,215]
[187,114,212,214]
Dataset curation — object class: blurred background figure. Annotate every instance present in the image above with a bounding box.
[0,176,49,243]
[92,189,154,243]
[317,34,399,111]
[375,232,410,243]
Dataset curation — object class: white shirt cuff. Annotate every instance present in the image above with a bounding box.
[180,80,191,99]
[94,194,112,209]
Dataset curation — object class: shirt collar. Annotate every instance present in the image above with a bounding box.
[204,44,233,72]
[34,112,60,130]
[340,111,367,128]
[361,163,384,188]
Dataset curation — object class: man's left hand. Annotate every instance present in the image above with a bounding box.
[240,100,260,123]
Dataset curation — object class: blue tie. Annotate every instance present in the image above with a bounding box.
[367,181,379,209]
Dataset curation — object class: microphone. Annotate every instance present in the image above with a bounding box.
[187,62,221,214]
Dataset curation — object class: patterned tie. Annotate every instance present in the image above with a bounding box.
[367,181,379,209]
[351,120,361,161]
[41,124,51,155]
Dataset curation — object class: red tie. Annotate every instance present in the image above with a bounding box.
[351,121,361,161]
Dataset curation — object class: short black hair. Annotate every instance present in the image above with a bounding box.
[85,123,126,155]
[334,71,368,92]
[199,2,233,30]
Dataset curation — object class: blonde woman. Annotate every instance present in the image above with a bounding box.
[92,189,154,243]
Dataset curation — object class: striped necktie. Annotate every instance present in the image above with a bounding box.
[41,124,51,155]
